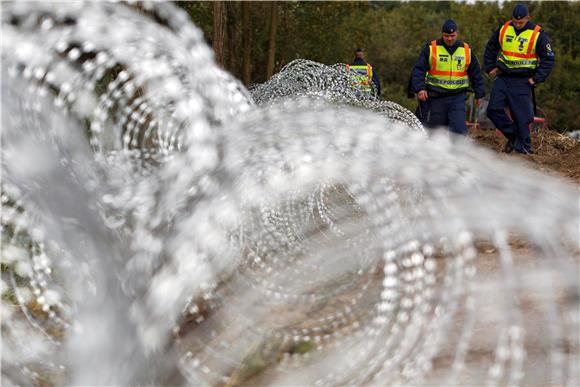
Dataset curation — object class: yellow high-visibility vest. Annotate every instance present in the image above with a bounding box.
[426,41,471,90]
[346,64,373,94]
[498,21,541,69]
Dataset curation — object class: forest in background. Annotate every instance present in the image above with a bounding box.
[178,1,579,132]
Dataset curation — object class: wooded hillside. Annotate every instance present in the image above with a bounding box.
[178,1,579,132]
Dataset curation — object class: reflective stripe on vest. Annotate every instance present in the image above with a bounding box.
[498,22,540,68]
[346,64,373,93]
[426,41,471,90]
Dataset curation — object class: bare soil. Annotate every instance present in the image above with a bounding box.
[470,128,580,184]
[180,128,580,386]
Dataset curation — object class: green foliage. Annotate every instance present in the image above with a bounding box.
[176,2,213,41]
[181,1,578,131]
[1,286,18,305]
[539,52,580,132]
[381,83,416,112]
[291,340,315,354]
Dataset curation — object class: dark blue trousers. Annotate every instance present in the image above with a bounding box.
[416,92,468,135]
[486,76,534,153]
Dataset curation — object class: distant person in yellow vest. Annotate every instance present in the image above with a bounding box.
[484,3,555,154]
[410,20,485,135]
[346,48,381,97]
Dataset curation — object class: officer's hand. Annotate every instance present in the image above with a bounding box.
[528,78,536,87]
[417,90,428,101]
[475,98,482,107]
[488,68,498,78]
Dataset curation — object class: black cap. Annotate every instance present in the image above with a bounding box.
[355,48,364,53]
[441,19,458,34]
[512,4,529,20]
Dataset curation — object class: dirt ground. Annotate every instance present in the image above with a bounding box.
[175,127,580,387]
[462,127,580,387]
[470,127,580,184]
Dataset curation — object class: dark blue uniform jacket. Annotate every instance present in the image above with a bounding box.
[484,21,555,83]
[411,39,485,99]
[351,58,381,97]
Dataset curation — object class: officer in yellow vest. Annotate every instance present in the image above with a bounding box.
[346,48,381,98]
[410,20,485,135]
[484,3,555,154]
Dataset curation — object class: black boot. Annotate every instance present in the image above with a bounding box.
[503,137,516,153]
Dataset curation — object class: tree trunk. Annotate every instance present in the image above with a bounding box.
[225,2,241,78]
[266,2,279,80]
[212,1,227,67]
[241,2,252,85]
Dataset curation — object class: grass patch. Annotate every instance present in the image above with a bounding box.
[290,340,315,354]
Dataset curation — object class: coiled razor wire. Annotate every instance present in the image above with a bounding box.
[1,2,578,387]
[249,59,424,132]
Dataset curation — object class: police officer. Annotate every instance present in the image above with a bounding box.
[347,48,381,97]
[411,20,485,135]
[484,4,555,153]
